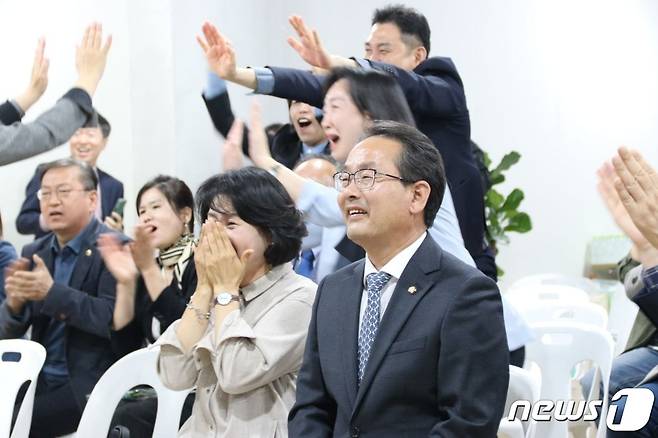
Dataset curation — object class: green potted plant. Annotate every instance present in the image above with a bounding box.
[482,151,532,276]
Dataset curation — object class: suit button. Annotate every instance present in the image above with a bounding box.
[350,425,359,437]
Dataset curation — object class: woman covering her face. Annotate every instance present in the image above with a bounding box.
[156,167,316,437]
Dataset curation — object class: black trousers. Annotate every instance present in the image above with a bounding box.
[109,392,195,438]
[15,376,84,438]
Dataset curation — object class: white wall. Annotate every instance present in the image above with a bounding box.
[1,0,657,289]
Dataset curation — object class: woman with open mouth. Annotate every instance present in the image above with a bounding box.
[98,174,197,436]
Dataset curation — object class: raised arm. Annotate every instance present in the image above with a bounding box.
[0,23,112,166]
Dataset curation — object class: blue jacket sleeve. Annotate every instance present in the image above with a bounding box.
[16,169,44,236]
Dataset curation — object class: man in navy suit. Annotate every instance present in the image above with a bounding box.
[288,121,508,437]
[0,158,118,437]
[16,111,124,239]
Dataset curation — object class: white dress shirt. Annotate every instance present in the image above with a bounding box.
[359,232,427,324]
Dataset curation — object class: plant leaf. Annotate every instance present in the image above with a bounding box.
[502,188,525,212]
[486,189,505,208]
[503,212,532,233]
[493,151,521,173]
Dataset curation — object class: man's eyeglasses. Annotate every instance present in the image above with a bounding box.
[333,168,413,192]
[37,188,92,201]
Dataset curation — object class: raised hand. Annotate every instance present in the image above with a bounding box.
[98,233,138,284]
[222,119,245,171]
[612,147,658,250]
[287,15,332,70]
[202,221,252,293]
[15,38,49,112]
[74,22,112,96]
[131,223,158,272]
[5,254,53,302]
[197,21,237,81]
[248,101,274,169]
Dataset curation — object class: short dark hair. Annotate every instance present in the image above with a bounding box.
[324,67,415,126]
[196,167,306,266]
[84,110,111,138]
[372,4,431,56]
[39,158,98,190]
[294,153,340,170]
[136,175,195,233]
[364,120,445,227]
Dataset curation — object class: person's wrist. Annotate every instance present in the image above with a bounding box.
[640,249,658,270]
[195,284,214,300]
[14,92,35,113]
[137,258,159,275]
[74,75,98,97]
[6,298,25,315]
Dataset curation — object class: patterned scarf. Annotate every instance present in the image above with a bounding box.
[157,233,196,286]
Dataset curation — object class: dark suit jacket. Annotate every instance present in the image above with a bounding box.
[16,165,124,239]
[0,100,22,125]
[0,219,118,408]
[288,235,509,438]
[265,60,495,279]
[202,91,330,169]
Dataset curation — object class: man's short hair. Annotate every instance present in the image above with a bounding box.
[83,110,111,138]
[364,120,445,227]
[39,158,98,190]
[372,4,431,56]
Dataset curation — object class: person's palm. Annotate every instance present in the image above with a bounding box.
[287,16,332,69]
[598,163,650,249]
[98,235,138,283]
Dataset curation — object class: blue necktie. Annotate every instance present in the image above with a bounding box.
[295,249,316,280]
[357,271,392,384]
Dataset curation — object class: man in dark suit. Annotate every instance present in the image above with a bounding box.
[16,111,124,239]
[197,5,496,279]
[288,121,508,437]
[1,158,118,437]
[201,73,329,169]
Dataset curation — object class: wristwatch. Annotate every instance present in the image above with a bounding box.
[214,292,240,306]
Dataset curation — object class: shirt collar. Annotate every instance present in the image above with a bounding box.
[363,232,427,287]
[50,218,99,255]
[240,263,293,302]
[302,141,329,156]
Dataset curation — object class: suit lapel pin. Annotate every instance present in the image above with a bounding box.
[407,285,417,295]
[84,249,92,257]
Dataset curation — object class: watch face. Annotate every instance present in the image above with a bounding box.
[217,293,232,306]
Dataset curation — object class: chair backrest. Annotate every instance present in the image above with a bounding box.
[525,322,614,438]
[74,347,191,438]
[516,301,608,329]
[0,340,46,438]
[509,274,599,295]
[506,284,590,311]
[503,363,542,438]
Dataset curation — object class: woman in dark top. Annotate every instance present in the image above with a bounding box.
[98,175,197,437]
[99,175,197,355]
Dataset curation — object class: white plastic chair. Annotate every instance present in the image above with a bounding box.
[73,347,191,438]
[0,340,47,438]
[525,322,614,438]
[506,284,590,311]
[509,274,599,295]
[499,363,542,438]
[516,301,608,329]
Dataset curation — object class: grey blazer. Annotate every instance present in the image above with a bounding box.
[0,88,93,166]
